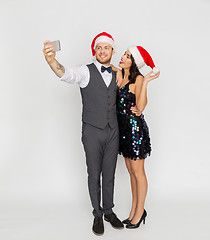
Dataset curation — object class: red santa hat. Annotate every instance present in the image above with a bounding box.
[128,45,160,74]
[91,32,115,56]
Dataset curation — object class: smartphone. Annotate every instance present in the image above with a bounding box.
[46,40,61,52]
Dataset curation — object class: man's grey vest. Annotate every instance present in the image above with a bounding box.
[80,63,118,129]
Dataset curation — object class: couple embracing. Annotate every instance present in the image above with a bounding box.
[43,32,160,236]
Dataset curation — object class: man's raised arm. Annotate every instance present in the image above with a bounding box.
[43,40,65,78]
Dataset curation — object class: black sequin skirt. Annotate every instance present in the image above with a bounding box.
[117,113,151,160]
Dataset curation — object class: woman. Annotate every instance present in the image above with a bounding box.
[112,45,160,229]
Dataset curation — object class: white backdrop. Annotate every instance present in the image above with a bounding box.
[1,0,210,239]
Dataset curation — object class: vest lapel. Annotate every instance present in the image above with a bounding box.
[108,71,116,90]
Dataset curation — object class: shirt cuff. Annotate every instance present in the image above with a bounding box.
[59,66,70,81]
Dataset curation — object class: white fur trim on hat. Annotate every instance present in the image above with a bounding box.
[153,66,160,75]
[128,45,145,68]
[94,36,115,50]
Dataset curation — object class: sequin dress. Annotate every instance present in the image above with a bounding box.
[117,82,151,160]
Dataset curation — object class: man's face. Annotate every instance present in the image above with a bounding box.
[95,42,115,65]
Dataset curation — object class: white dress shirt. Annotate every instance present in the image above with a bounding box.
[59,60,113,88]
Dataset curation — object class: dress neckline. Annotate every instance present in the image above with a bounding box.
[119,81,130,90]
[119,82,135,96]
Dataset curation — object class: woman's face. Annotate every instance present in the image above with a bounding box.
[118,50,132,69]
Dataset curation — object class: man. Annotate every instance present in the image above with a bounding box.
[43,32,135,235]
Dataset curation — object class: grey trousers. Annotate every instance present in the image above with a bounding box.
[81,122,119,217]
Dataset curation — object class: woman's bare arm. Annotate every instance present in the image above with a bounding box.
[134,75,146,112]
[110,64,123,87]
[110,64,120,72]
[136,80,148,112]
[136,71,160,111]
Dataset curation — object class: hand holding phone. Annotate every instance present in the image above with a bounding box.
[46,40,61,52]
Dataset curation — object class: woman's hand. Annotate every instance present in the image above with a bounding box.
[144,70,160,84]
[131,106,142,116]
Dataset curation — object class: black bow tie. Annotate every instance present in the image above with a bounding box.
[101,65,112,73]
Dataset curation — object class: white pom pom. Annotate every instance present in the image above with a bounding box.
[153,66,160,75]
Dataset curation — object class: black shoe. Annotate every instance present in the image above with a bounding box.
[92,216,104,236]
[104,212,124,229]
[126,209,147,229]
[122,218,132,224]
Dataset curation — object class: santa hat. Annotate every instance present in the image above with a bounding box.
[128,45,160,74]
[91,32,115,56]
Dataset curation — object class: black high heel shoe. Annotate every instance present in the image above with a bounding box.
[126,209,147,229]
[122,218,132,224]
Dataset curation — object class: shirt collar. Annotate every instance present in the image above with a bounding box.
[94,60,111,73]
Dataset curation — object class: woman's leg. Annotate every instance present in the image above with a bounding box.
[129,158,148,224]
[124,157,137,220]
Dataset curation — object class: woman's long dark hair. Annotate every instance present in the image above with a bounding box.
[122,54,143,84]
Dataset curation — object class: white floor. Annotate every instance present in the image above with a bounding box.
[0,199,209,240]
